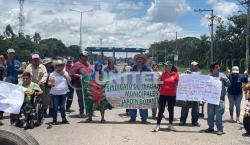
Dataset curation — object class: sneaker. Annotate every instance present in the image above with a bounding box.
[168,124,176,131]
[141,120,149,124]
[204,128,214,133]
[192,122,200,127]
[52,121,58,125]
[128,119,136,123]
[153,125,160,132]
[62,119,69,124]
[79,114,85,118]
[100,119,106,123]
[85,118,92,123]
[179,121,186,126]
[217,131,223,135]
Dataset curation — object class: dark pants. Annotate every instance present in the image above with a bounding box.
[66,85,74,109]
[76,89,84,115]
[180,102,199,124]
[157,95,176,125]
[52,94,66,121]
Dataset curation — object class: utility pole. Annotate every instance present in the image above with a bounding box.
[18,0,24,35]
[70,9,92,50]
[175,32,178,65]
[194,9,215,64]
[244,0,250,72]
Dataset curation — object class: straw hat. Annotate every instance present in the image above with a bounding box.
[134,54,147,63]
[43,57,52,65]
[53,59,65,66]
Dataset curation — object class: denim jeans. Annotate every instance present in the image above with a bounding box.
[129,109,148,121]
[228,94,243,118]
[52,94,66,121]
[157,95,176,124]
[66,85,74,109]
[207,100,225,131]
[180,102,199,123]
[76,89,84,115]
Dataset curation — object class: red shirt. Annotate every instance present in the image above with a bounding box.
[159,71,179,96]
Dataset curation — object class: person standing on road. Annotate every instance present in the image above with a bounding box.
[227,66,247,123]
[65,57,75,112]
[48,59,71,125]
[128,54,151,123]
[0,55,6,124]
[71,51,93,118]
[179,61,200,127]
[85,61,111,123]
[25,53,48,115]
[153,61,179,132]
[6,49,22,126]
[151,63,161,120]
[43,57,54,117]
[205,62,230,135]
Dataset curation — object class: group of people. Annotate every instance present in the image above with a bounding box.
[0,48,250,135]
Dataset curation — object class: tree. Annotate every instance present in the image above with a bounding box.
[33,32,41,44]
[4,25,16,39]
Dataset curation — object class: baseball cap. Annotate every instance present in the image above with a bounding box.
[7,48,15,53]
[32,54,40,59]
[232,66,239,74]
[191,61,199,66]
[80,51,88,56]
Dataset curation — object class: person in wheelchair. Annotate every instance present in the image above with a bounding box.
[19,72,43,128]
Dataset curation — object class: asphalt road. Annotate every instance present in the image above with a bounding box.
[1,93,250,145]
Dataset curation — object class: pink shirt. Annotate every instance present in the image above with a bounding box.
[71,61,92,88]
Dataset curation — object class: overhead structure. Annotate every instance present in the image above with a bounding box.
[86,47,147,58]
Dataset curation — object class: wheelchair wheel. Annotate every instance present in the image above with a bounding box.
[35,103,43,126]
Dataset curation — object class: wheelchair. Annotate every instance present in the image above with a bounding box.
[21,93,44,129]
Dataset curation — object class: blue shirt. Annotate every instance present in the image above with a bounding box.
[6,59,21,84]
[227,73,248,95]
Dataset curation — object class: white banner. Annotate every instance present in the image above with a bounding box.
[105,72,160,109]
[176,74,222,105]
[0,81,25,114]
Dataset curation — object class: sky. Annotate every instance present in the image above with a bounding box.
[0,0,244,57]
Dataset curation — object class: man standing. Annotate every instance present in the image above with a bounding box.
[179,61,200,126]
[6,48,21,84]
[205,62,230,135]
[128,54,151,123]
[71,51,92,118]
[6,48,22,126]
[65,57,74,112]
[25,53,48,115]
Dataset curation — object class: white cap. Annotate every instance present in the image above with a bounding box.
[7,48,15,53]
[191,61,199,66]
[80,51,88,56]
[232,66,239,74]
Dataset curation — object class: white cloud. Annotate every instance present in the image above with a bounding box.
[147,0,191,22]
[201,0,239,27]
[0,0,188,58]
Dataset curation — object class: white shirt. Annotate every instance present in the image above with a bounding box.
[50,71,69,95]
